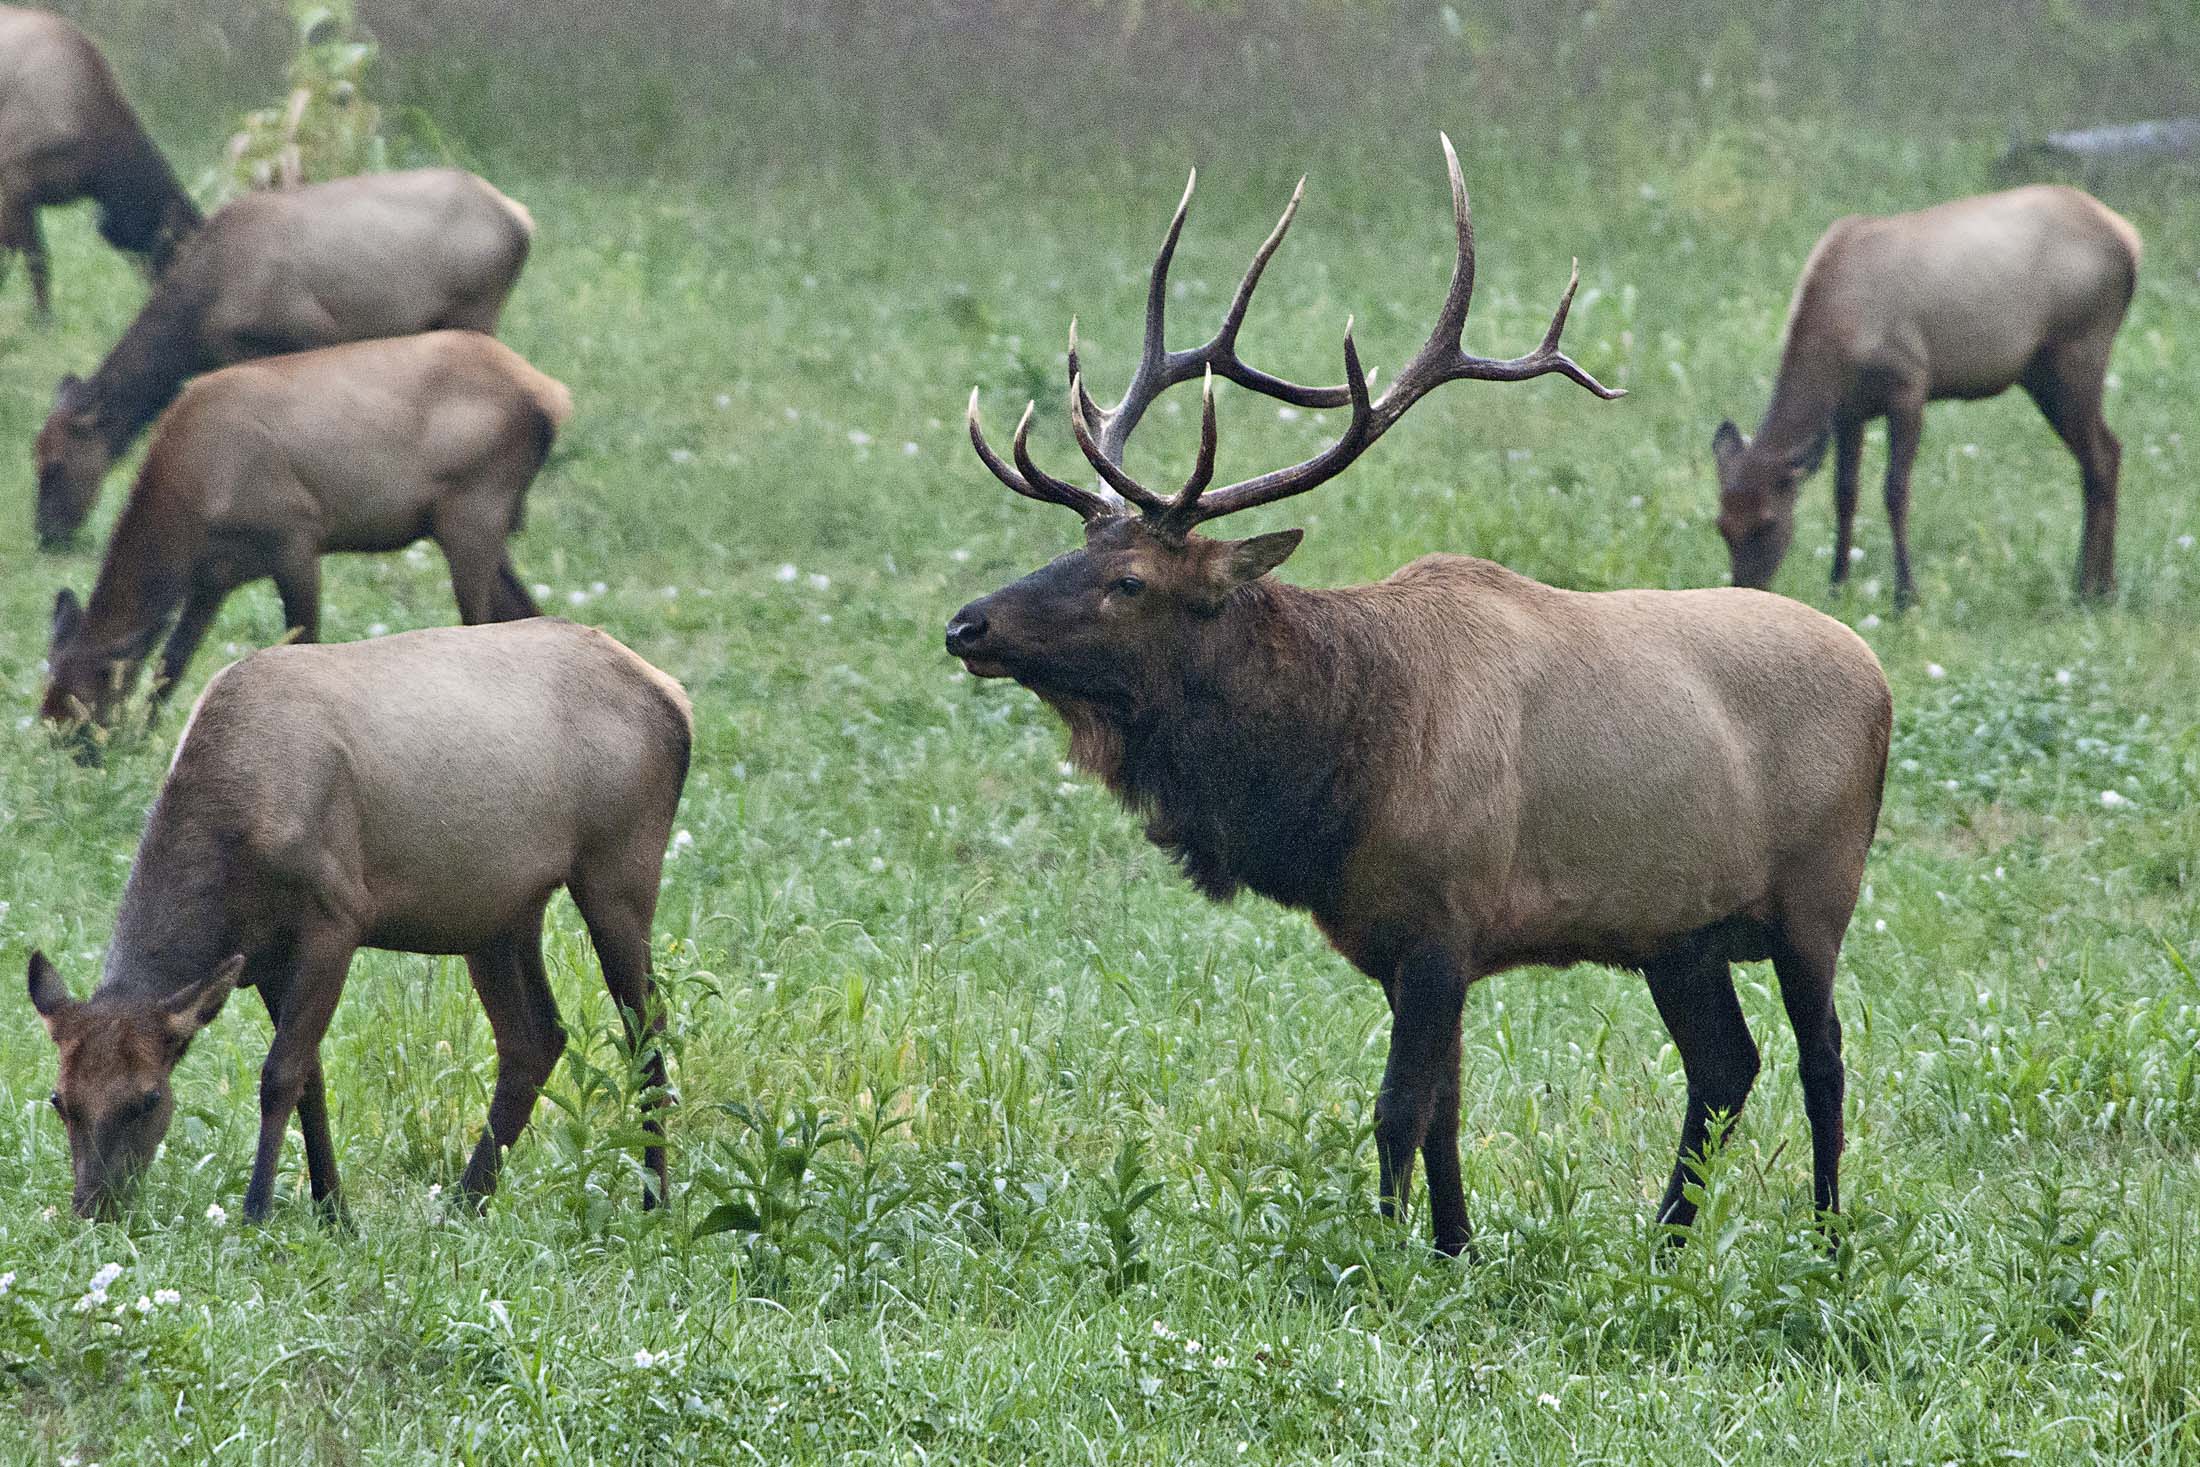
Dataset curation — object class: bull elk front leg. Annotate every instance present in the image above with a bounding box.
[1374,944,1473,1256]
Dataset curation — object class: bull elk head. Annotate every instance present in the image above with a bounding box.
[948,134,1620,693]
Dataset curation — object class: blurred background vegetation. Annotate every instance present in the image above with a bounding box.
[41,0,2200,183]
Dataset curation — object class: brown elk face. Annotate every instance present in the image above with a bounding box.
[948,135,1618,702]
[29,951,241,1219]
[1713,419,1824,590]
[42,589,160,732]
[35,376,113,549]
[949,517,1301,703]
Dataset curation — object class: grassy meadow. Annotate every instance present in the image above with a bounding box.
[1,4,2199,1460]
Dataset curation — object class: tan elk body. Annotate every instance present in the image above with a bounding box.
[948,138,1891,1253]
[1714,184,2140,602]
[29,619,693,1221]
[42,330,568,729]
[0,6,200,315]
[34,167,534,544]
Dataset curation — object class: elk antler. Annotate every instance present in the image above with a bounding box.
[968,133,1624,535]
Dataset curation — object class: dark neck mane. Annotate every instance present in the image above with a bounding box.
[98,784,243,1003]
[87,269,214,456]
[1051,580,1385,912]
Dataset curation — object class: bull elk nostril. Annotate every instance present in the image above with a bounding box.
[945,613,988,653]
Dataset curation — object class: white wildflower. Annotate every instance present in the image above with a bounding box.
[566,589,588,606]
[1628,495,1645,509]
[1873,919,1888,933]
[848,430,873,448]
[531,583,552,600]
[366,622,388,637]
[775,563,799,583]
[902,441,920,456]
[205,1202,228,1225]
[153,1288,179,1306]
[1277,406,1301,422]
[2054,668,2073,686]
[714,393,732,410]
[634,1347,660,1369]
[806,572,830,591]
[668,448,695,466]
[2179,534,2195,550]
[1538,1392,1562,1410]
[1848,546,1865,563]
[2101,790,2132,809]
[951,548,970,563]
[89,1263,123,1294]
[669,829,695,856]
[426,1184,443,1202]
[1859,613,1881,630]
[1925,663,1946,679]
[134,1295,153,1315]
[0,1271,14,1295]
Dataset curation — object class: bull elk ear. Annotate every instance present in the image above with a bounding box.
[1711,420,1747,470]
[1221,529,1304,588]
[162,954,243,1047]
[28,952,74,1039]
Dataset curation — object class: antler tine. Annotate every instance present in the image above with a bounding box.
[1067,374,1171,514]
[1082,170,1351,472]
[966,389,1110,521]
[1367,133,1622,427]
[1168,319,1375,528]
[1167,368,1221,518]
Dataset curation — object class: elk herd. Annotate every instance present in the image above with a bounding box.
[2,8,2153,1251]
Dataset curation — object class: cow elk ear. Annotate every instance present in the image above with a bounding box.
[1786,429,1830,480]
[163,954,243,1047]
[1711,420,1746,470]
[1221,529,1304,588]
[50,589,84,648]
[28,952,74,1040]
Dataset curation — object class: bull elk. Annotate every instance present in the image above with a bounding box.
[1713,185,2141,605]
[41,330,567,732]
[34,167,535,547]
[947,137,1892,1253]
[28,619,692,1221]
[0,6,201,316]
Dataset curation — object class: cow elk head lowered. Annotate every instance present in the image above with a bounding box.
[948,133,1618,704]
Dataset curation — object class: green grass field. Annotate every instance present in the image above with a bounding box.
[1,7,2198,1460]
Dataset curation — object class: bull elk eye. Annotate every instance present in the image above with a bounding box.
[1112,575,1145,598]
[48,1092,62,1118]
[129,1089,162,1118]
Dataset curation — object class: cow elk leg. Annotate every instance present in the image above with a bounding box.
[244,917,357,1222]
[570,867,671,1207]
[1771,918,1847,1220]
[459,900,566,1202]
[1882,399,1925,609]
[1644,941,1760,1232]
[1829,416,1864,586]
[2023,340,2121,600]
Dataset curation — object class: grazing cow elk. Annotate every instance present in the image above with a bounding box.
[41,331,567,731]
[0,6,201,316]
[34,167,534,546]
[947,137,1892,1253]
[1713,185,2141,605]
[28,619,692,1221]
